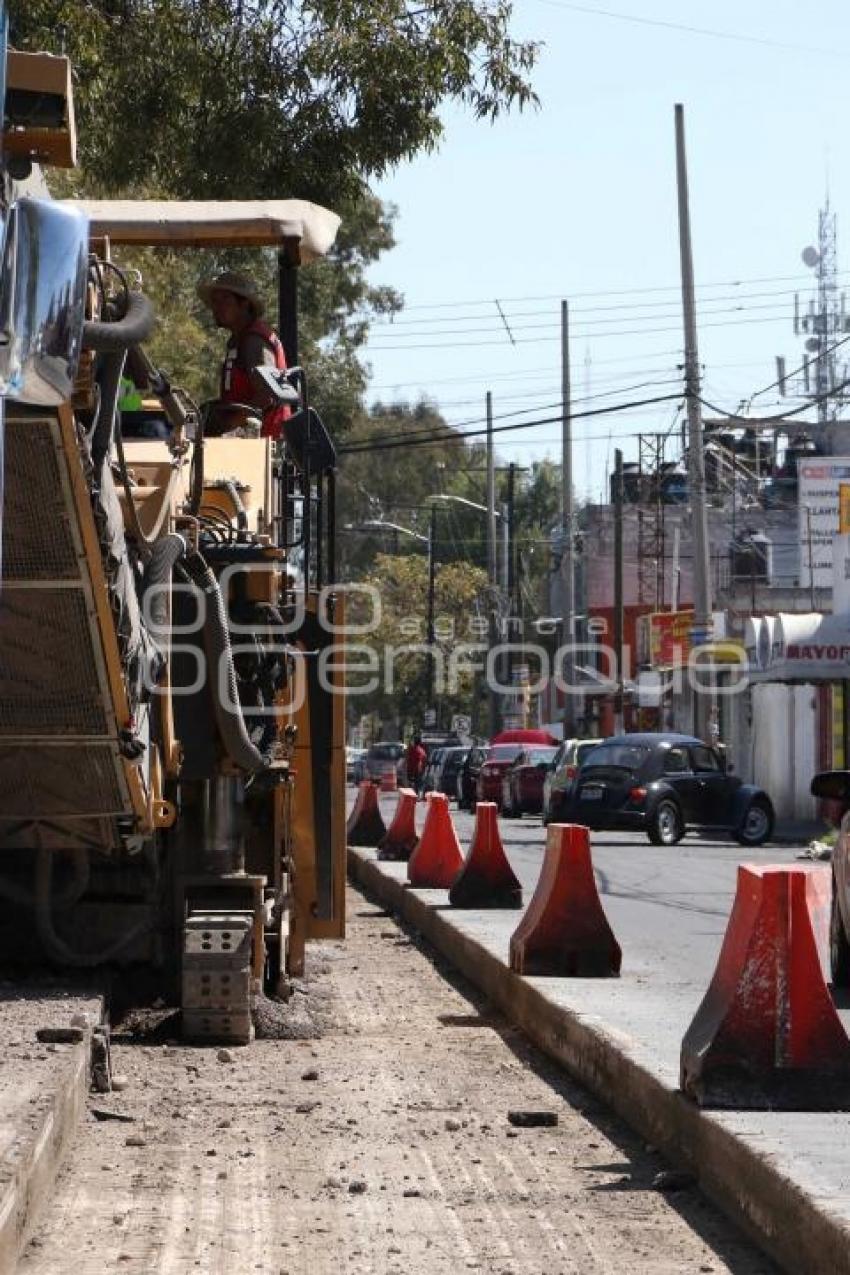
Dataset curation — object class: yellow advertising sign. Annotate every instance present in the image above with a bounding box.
[840,483,850,534]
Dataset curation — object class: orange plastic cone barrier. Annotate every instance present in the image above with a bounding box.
[681,864,850,1109]
[509,824,621,976]
[407,792,464,889]
[380,767,398,793]
[378,788,419,862]
[346,781,387,847]
[449,802,522,909]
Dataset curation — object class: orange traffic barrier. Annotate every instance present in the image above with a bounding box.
[346,781,387,847]
[449,802,522,909]
[681,864,850,1109]
[509,824,621,976]
[407,792,464,889]
[380,767,398,793]
[378,788,419,862]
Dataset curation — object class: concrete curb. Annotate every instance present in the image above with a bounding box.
[349,846,850,1275]
[0,1020,98,1275]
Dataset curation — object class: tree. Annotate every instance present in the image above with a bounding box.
[346,551,487,733]
[11,2,539,205]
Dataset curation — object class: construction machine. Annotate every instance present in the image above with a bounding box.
[0,36,347,1043]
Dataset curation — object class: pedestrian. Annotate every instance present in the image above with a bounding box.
[405,735,427,795]
[196,270,291,439]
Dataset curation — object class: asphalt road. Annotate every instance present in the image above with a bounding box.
[377,793,812,1013]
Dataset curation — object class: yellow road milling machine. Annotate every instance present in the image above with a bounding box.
[0,40,347,1044]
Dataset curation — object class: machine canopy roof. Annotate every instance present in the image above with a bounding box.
[65,198,340,261]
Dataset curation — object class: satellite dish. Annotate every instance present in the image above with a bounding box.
[802,245,820,267]
[805,337,820,352]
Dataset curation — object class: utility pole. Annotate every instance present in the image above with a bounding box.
[561,300,576,738]
[486,391,499,736]
[427,502,437,715]
[613,449,624,735]
[675,103,712,740]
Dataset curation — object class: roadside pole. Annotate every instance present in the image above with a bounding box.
[486,391,499,735]
[674,103,713,740]
[506,462,516,696]
[427,502,437,713]
[613,449,624,734]
[561,300,576,738]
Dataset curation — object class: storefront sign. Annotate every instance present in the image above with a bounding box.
[798,459,850,589]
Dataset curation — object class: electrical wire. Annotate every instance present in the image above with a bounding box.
[346,376,685,452]
[390,269,850,315]
[746,333,850,401]
[533,0,844,58]
[339,392,685,456]
[369,312,794,352]
[371,285,817,330]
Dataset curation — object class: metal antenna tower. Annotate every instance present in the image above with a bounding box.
[788,199,850,424]
[637,432,667,609]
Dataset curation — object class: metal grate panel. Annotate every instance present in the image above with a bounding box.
[0,744,126,817]
[0,590,109,735]
[3,418,80,581]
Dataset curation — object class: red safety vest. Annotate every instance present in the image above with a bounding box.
[220,318,290,439]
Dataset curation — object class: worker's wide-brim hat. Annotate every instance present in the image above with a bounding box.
[197,270,265,314]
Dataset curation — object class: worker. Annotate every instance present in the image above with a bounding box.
[405,735,428,796]
[197,270,290,439]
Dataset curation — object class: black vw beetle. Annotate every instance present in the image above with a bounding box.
[561,732,774,846]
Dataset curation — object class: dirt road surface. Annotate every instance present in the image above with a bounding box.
[18,888,776,1274]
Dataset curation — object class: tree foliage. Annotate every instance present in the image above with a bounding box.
[347,551,487,731]
[11,1,538,204]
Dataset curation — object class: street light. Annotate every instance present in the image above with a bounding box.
[350,519,428,544]
[429,493,512,734]
[344,516,438,714]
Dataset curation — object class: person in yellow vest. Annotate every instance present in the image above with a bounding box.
[118,369,170,440]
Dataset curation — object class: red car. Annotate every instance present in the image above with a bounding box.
[476,743,524,804]
[501,746,559,817]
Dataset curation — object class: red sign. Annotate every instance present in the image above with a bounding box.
[648,609,694,667]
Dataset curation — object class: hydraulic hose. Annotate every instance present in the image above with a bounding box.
[182,551,267,773]
[91,348,126,471]
[221,479,249,535]
[143,533,186,635]
[82,291,156,353]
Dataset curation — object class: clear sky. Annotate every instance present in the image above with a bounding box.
[362,0,850,501]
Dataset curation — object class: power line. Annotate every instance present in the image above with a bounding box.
[370,297,797,342]
[376,269,850,316]
[371,283,817,329]
[533,0,844,58]
[746,332,850,401]
[339,392,685,456]
[369,312,793,352]
[350,377,684,452]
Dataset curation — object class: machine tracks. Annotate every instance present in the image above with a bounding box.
[18,889,776,1274]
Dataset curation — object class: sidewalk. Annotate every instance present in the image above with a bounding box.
[349,844,850,1275]
[0,987,102,1275]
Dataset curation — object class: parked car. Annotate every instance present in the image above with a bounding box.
[810,770,850,985]
[436,746,469,800]
[363,741,405,783]
[561,733,774,846]
[346,746,367,784]
[477,743,525,804]
[500,746,559,817]
[542,738,603,824]
[457,745,488,811]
